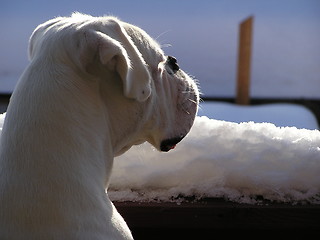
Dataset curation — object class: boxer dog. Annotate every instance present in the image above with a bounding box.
[0,13,199,239]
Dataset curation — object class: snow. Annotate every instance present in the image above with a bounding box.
[1,103,320,204]
[198,102,319,130]
[0,113,5,132]
[110,103,320,204]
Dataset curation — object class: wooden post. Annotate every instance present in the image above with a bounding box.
[236,16,254,105]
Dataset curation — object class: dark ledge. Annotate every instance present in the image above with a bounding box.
[115,199,320,238]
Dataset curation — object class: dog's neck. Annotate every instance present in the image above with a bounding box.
[1,61,115,196]
[0,58,136,238]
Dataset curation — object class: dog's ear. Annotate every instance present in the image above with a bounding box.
[79,21,151,102]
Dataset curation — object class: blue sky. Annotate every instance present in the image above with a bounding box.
[1,0,320,98]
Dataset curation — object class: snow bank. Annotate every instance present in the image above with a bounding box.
[110,115,320,204]
[1,108,320,204]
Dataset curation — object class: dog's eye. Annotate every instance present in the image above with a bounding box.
[166,56,180,74]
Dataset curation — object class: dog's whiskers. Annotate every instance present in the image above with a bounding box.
[156,30,172,41]
[187,98,198,105]
[183,108,191,115]
[161,43,172,48]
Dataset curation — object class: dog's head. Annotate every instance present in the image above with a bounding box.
[29,13,199,155]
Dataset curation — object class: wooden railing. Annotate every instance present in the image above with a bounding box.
[236,16,254,105]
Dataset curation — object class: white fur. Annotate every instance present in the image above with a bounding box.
[0,13,199,239]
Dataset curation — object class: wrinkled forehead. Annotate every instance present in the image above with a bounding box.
[29,14,166,69]
[121,22,166,68]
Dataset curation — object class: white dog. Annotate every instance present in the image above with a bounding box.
[0,13,199,239]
